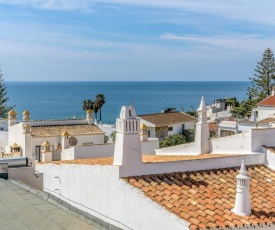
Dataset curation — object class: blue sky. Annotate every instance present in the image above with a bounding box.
[0,0,275,81]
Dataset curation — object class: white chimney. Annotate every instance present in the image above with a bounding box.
[232,160,251,216]
[113,106,142,176]
[195,97,210,154]
[272,87,275,96]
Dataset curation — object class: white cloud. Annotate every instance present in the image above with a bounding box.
[0,0,91,10]
[160,33,275,52]
[0,0,274,27]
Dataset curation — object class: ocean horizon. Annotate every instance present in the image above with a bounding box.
[5,81,250,124]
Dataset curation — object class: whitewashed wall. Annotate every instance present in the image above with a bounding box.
[0,119,8,131]
[211,131,251,154]
[7,123,25,153]
[61,144,114,161]
[257,107,275,121]
[141,139,159,155]
[168,122,195,135]
[61,139,159,161]
[251,128,275,152]
[155,142,199,155]
[0,131,8,152]
[43,164,189,230]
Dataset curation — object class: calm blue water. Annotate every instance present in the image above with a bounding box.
[5,81,250,124]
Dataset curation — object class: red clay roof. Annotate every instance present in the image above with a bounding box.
[40,154,239,165]
[257,96,275,106]
[125,165,275,230]
[138,112,196,126]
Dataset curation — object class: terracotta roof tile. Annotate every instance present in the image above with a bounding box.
[256,117,275,125]
[31,124,104,137]
[125,165,275,230]
[257,95,275,106]
[138,112,196,126]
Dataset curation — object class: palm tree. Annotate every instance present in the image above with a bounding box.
[82,99,94,111]
[95,94,105,122]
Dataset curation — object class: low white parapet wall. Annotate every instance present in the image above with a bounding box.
[61,140,159,161]
[155,142,199,156]
[119,153,265,177]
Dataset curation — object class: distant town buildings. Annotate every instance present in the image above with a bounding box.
[138,111,196,140]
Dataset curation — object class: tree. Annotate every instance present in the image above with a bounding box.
[94,94,105,122]
[182,129,195,143]
[0,70,14,118]
[248,48,275,102]
[82,99,94,111]
[230,48,275,118]
[110,131,116,143]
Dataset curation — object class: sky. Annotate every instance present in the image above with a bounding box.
[0,1,275,81]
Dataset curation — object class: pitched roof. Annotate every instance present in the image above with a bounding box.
[256,117,275,125]
[257,95,275,106]
[138,112,196,126]
[31,124,104,137]
[22,110,30,115]
[125,165,275,230]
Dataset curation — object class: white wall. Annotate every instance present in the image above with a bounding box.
[257,107,275,121]
[42,164,189,230]
[0,131,8,153]
[168,122,195,135]
[61,144,115,161]
[61,139,159,161]
[237,123,256,133]
[251,128,275,152]
[9,167,43,190]
[155,142,199,155]
[211,132,251,154]
[8,123,25,154]
[264,148,275,170]
[0,119,8,131]
[141,139,159,155]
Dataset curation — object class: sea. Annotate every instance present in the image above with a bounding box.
[5,81,250,124]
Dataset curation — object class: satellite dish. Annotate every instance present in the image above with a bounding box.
[69,136,78,146]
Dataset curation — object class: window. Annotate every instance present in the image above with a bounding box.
[148,130,150,137]
[168,127,173,131]
[129,110,132,117]
[182,124,185,131]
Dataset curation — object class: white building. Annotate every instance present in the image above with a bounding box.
[252,87,275,121]
[35,98,275,230]
[1,109,105,161]
[138,112,196,140]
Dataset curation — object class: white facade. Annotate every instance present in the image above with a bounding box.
[0,110,105,161]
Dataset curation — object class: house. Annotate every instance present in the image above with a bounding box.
[251,87,275,121]
[217,119,256,137]
[138,112,196,140]
[0,109,106,161]
[34,99,275,230]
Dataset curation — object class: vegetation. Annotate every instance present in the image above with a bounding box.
[94,94,105,122]
[82,94,105,122]
[160,134,186,148]
[231,48,275,118]
[104,135,109,143]
[0,69,14,118]
[160,129,195,148]
[82,99,94,111]
[110,131,116,143]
